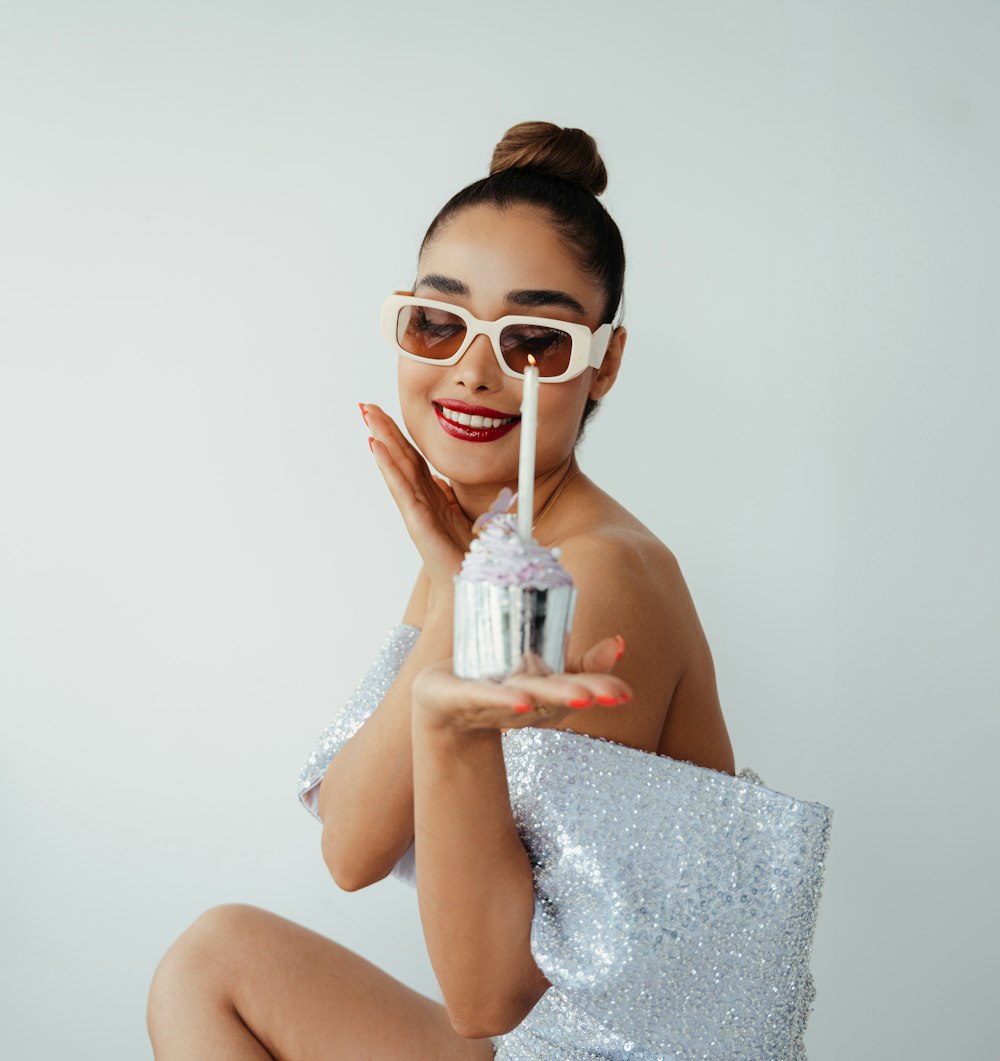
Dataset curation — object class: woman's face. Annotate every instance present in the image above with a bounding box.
[397,203,621,491]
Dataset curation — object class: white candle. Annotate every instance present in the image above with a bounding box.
[517,357,539,541]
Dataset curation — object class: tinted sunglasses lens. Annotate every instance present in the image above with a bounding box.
[499,324,574,378]
[396,304,467,360]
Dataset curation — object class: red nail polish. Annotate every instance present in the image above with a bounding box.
[614,635,626,661]
[368,436,375,453]
[617,692,632,703]
[512,704,533,713]
[597,695,618,706]
[568,697,592,709]
[358,402,369,425]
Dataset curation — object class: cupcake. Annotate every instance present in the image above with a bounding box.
[453,490,577,680]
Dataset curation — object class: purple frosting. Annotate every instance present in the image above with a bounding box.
[457,513,574,589]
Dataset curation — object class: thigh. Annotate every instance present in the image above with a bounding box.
[193,904,494,1061]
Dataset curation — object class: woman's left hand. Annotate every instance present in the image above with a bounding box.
[411,636,633,734]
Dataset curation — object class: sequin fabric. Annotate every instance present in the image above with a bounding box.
[494,729,830,1060]
[298,625,832,1061]
[296,624,420,822]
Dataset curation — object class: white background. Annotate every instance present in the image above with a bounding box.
[2,1,998,1058]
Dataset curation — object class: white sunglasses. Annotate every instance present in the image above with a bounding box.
[380,293,613,383]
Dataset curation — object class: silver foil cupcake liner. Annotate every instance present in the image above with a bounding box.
[453,580,577,680]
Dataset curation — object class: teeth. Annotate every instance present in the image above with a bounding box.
[439,406,516,429]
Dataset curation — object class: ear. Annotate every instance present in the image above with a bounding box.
[589,326,627,401]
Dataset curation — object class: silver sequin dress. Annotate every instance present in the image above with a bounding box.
[298,625,832,1061]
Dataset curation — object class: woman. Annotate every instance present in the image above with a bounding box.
[148,122,827,1060]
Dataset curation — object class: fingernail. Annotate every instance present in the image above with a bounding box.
[512,704,533,713]
[568,697,593,709]
[367,436,375,453]
[614,635,626,661]
[358,402,369,425]
[597,695,619,706]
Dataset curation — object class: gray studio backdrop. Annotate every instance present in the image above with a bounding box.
[2,2,997,1058]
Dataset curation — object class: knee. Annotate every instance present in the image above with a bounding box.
[147,904,265,1035]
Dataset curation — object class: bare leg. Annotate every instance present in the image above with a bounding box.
[147,904,495,1061]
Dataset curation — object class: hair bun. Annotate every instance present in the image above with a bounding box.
[489,121,608,196]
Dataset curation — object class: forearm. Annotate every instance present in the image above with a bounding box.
[318,610,453,889]
[411,715,549,1038]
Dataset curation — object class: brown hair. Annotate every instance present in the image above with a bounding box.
[419,121,626,439]
[489,121,608,196]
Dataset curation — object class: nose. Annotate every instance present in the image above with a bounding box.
[451,332,505,393]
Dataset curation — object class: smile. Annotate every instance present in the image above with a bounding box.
[433,401,520,443]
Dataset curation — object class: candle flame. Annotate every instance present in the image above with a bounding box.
[527,354,537,367]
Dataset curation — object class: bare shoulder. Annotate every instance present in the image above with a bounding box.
[552,506,734,774]
[558,522,686,613]
[551,520,696,751]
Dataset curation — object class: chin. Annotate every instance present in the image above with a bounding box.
[429,448,516,489]
[404,412,515,484]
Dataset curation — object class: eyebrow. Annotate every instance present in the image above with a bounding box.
[415,274,587,318]
[506,288,587,316]
[415,273,470,297]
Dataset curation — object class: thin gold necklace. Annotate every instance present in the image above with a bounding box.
[531,468,579,537]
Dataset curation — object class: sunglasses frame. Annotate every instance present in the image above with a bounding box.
[380,293,613,383]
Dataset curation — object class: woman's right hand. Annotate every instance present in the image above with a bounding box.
[361,403,474,606]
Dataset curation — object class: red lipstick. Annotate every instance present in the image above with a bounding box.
[432,398,520,444]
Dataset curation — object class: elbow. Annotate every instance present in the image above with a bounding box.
[446,989,541,1040]
[321,829,389,893]
[331,865,384,893]
[448,1012,504,1041]
[448,1013,522,1041]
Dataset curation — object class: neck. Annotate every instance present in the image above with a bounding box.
[451,455,580,529]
